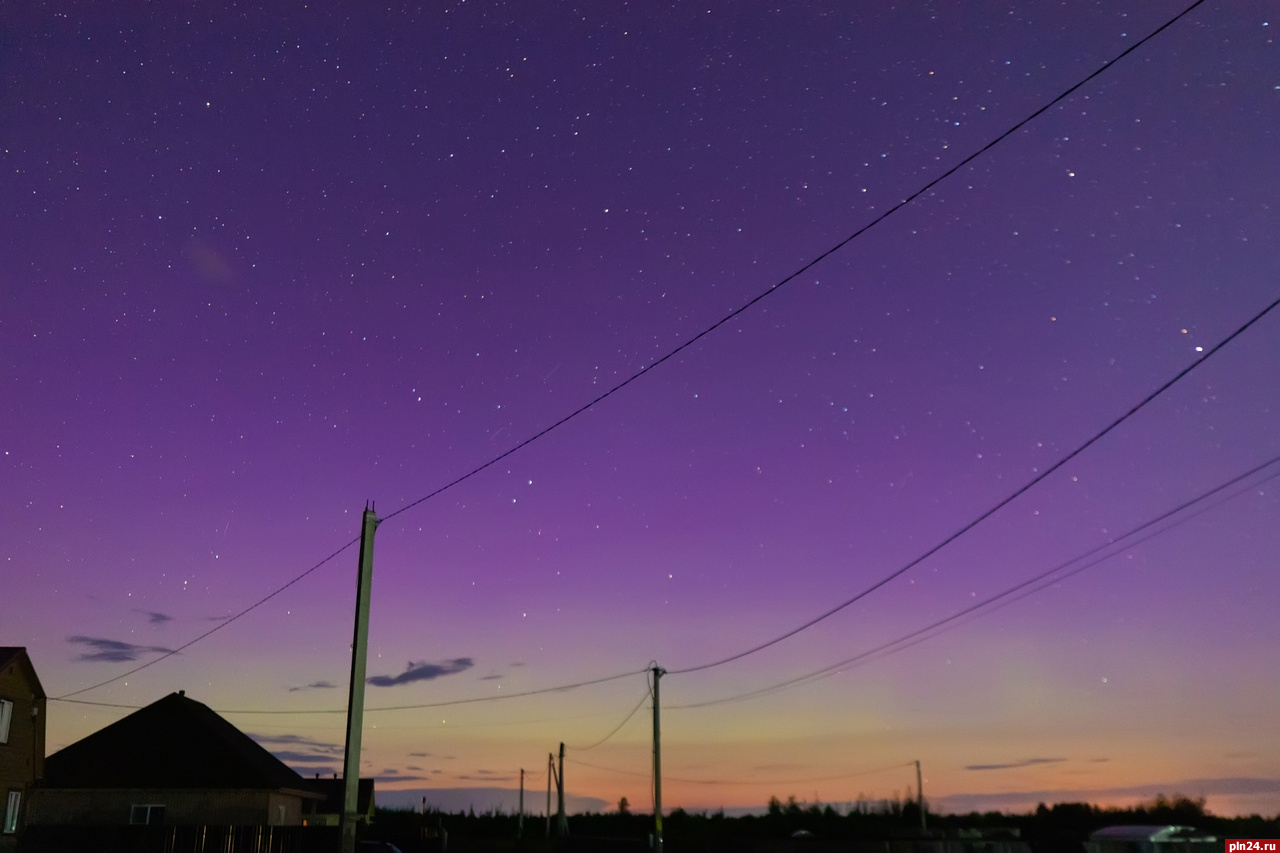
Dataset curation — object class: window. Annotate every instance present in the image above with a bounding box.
[129,805,165,825]
[3,791,19,834]
[0,699,12,744]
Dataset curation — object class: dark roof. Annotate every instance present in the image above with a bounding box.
[44,691,312,791]
[0,646,46,699]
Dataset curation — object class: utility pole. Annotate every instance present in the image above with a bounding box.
[652,665,666,853]
[915,759,926,832]
[340,506,379,853]
[518,768,524,838]
[556,742,569,837]
[546,753,553,838]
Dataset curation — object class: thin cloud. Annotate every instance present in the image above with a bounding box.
[67,635,176,663]
[273,751,337,764]
[966,757,1067,771]
[939,777,1280,814]
[288,680,338,692]
[367,657,474,687]
[457,771,517,782]
[135,610,173,625]
[249,733,341,754]
[251,732,342,774]
[383,787,607,815]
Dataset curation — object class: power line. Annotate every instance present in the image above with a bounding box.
[668,292,1280,677]
[566,681,653,751]
[53,536,361,700]
[570,756,915,787]
[376,0,1210,533]
[697,458,1280,705]
[50,666,650,715]
[327,667,650,714]
[674,453,1280,708]
[58,448,1276,717]
[52,0,1215,700]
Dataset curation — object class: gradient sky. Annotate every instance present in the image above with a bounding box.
[3,0,1278,820]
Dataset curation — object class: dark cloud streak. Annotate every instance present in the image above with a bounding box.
[135,610,173,625]
[288,680,338,692]
[273,750,337,764]
[965,757,1067,771]
[67,635,176,663]
[368,657,474,687]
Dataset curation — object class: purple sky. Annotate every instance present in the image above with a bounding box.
[3,0,1278,818]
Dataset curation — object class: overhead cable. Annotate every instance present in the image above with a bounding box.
[50,666,649,715]
[675,452,1280,707]
[53,0,1213,700]
[53,536,361,700]
[668,291,1279,676]
[570,756,915,787]
[566,683,653,751]
[378,0,1212,533]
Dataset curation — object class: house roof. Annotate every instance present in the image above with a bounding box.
[44,691,315,792]
[0,646,47,699]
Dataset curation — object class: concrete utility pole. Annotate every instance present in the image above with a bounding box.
[340,506,379,853]
[915,759,926,832]
[652,665,666,853]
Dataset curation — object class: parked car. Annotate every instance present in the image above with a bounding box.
[357,842,403,853]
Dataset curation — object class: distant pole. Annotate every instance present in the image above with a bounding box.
[546,753,553,838]
[518,768,524,838]
[652,665,666,853]
[340,506,379,853]
[556,742,569,837]
[915,759,926,832]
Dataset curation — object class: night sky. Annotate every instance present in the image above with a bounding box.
[4,0,1278,818]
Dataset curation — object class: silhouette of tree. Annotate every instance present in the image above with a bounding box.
[1141,792,1207,824]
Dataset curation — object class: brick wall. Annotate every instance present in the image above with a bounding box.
[0,660,45,793]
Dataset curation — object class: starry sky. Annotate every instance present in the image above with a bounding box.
[3,0,1279,820]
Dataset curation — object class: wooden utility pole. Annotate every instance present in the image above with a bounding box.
[340,506,379,853]
[556,742,569,837]
[518,768,524,838]
[652,665,666,853]
[546,753,553,838]
[915,759,926,832]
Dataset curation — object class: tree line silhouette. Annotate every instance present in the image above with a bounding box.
[364,792,1278,852]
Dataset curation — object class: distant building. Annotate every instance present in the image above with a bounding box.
[27,691,323,828]
[303,776,375,827]
[0,647,46,850]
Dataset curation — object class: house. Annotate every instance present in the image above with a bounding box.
[27,690,323,828]
[0,647,46,849]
